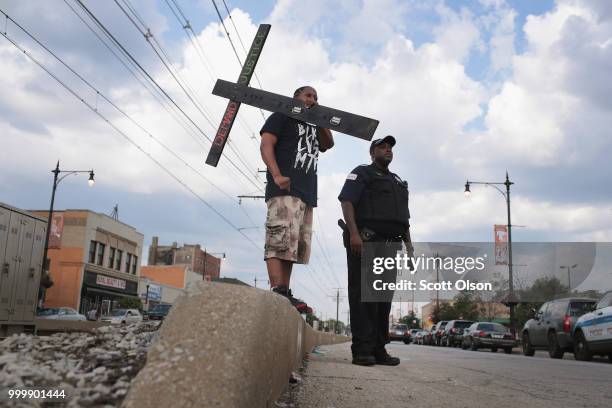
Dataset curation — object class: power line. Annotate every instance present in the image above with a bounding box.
[62,0,255,194]
[162,0,264,157]
[72,0,263,193]
[112,0,261,183]
[210,0,266,121]
[220,0,265,91]
[0,14,260,250]
[314,212,343,287]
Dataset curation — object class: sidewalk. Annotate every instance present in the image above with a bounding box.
[289,343,416,408]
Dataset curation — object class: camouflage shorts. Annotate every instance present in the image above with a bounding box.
[264,195,313,264]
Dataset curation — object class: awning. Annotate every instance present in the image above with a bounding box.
[84,286,139,299]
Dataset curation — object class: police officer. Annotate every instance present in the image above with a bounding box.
[338,135,413,366]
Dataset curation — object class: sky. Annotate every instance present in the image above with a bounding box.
[1,0,611,321]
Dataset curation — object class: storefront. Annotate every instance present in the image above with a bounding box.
[80,271,139,315]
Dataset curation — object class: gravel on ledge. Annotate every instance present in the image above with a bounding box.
[0,321,161,407]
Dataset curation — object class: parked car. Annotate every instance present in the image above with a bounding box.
[423,324,437,345]
[461,323,474,350]
[462,322,517,353]
[36,307,86,321]
[434,321,448,346]
[522,297,597,359]
[572,291,612,362]
[101,308,143,325]
[147,304,172,321]
[389,324,411,344]
[414,330,426,344]
[410,329,420,339]
[441,320,474,347]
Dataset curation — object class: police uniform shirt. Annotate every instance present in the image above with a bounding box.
[338,163,410,238]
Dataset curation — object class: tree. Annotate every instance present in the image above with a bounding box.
[451,290,481,321]
[399,311,421,329]
[305,312,319,327]
[119,297,143,310]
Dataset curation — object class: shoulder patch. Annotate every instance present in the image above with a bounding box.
[346,173,358,181]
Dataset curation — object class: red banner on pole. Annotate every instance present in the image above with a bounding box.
[494,225,508,265]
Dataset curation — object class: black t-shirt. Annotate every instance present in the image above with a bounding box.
[338,163,410,237]
[260,112,320,207]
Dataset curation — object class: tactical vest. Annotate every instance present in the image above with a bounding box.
[355,165,409,228]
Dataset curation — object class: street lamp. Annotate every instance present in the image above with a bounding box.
[41,161,95,298]
[464,172,516,334]
[560,264,578,293]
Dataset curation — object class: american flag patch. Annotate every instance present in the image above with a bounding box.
[346,173,358,180]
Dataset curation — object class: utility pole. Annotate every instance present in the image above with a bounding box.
[330,288,344,334]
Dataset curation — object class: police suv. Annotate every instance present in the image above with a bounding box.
[573,291,612,362]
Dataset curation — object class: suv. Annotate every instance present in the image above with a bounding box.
[522,297,597,359]
[573,291,612,361]
[389,324,411,344]
[148,304,172,321]
[441,320,474,347]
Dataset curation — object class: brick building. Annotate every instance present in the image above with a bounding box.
[147,236,221,279]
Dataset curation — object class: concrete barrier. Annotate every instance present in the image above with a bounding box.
[34,318,110,335]
[123,281,349,408]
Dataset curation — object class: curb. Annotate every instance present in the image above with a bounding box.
[122,281,349,408]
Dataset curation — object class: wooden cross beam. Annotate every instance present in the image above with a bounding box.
[206,24,379,166]
[206,24,271,167]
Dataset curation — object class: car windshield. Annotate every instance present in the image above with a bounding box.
[38,308,59,316]
[569,301,596,316]
[152,305,171,312]
[455,321,473,328]
[479,323,506,332]
[111,309,127,316]
[394,325,408,330]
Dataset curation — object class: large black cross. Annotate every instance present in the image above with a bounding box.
[206,24,379,167]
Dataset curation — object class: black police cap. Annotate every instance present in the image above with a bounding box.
[370,135,396,153]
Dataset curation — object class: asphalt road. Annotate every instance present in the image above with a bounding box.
[289,341,612,408]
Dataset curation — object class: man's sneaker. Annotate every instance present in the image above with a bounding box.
[272,286,312,314]
[287,289,312,315]
[352,355,376,366]
[373,350,400,366]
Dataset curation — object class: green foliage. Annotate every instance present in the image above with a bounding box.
[325,319,345,334]
[399,311,421,329]
[119,297,143,310]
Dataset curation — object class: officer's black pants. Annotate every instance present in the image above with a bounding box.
[346,239,401,357]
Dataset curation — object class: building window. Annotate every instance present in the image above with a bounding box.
[108,247,116,269]
[97,243,105,266]
[89,241,97,264]
[132,255,138,275]
[116,250,123,271]
[126,253,132,273]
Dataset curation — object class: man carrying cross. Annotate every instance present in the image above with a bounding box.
[260,86,334,312]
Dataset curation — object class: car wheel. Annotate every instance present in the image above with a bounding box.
[608,353,612,363]
[504,347,512,354]
[470,339,478,351]
[491,348,498,353]
[404,340,410,344]
[522,332,535,356]
[461,342,467,350]
[573,331,592,361]
[547,332,564,359]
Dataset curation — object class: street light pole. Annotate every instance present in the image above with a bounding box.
[41,161,94,302]
[464,172,516,335]
[560,264,578,292]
